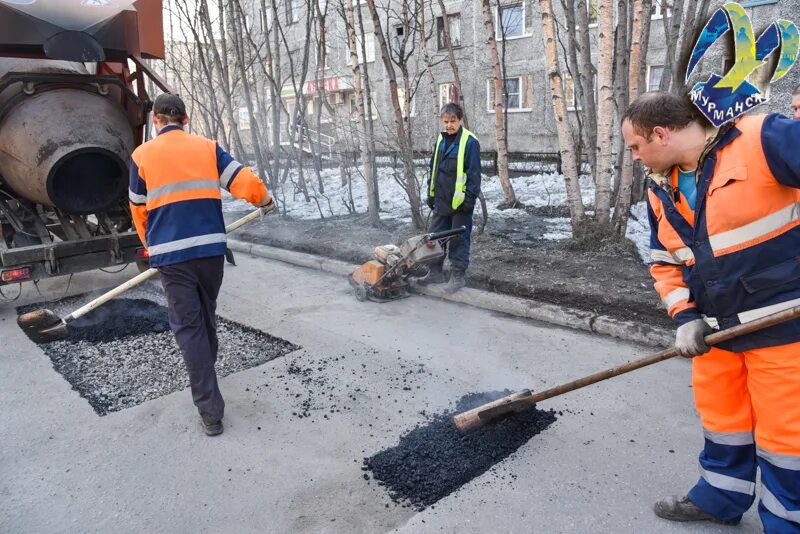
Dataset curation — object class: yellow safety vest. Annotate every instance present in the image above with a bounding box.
[429,128,477,210]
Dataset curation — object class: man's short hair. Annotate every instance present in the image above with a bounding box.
[440,102,463,119]
[793,84,800,96]
[621,91,704,137]
[153,93,187,125]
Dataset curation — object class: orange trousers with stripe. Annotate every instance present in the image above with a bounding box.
[690,341,800,531]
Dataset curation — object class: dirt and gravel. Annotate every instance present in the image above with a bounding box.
[364,390,557,510]
[18,285,299,415]
[231,210,671,329]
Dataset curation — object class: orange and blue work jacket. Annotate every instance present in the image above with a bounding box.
[128,125,269,268]
[647,114,800,351]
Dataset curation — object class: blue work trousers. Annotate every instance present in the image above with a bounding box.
[159,255,225,421]
[429,210,473,271]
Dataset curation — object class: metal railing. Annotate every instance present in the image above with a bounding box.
[278,124,335,160]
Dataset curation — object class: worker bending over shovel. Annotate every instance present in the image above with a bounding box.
[417,103,481,293]
[622,91,800,531]
[129,94,273,436]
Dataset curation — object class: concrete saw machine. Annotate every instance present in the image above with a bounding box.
[349,226,465,302]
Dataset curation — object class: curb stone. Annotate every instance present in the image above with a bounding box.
[227,239,673,348]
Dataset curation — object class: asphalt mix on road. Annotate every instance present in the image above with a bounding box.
[16,284,298,415]
[2,256,763,532]
[364,391,557,510]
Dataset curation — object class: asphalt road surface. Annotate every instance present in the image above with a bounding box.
[0,255,762,533]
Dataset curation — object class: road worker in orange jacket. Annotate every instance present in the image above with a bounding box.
[129,94,272,436]
[622,91,800,532]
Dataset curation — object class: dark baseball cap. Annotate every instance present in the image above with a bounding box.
[153,93,186,116]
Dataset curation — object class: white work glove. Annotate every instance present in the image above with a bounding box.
[675,319,713,358]
[258,196,276,210]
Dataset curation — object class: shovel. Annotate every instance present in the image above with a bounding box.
[453,305,800,433]
[17,202,275,344]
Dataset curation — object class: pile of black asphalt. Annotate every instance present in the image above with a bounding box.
[364,391,557,510]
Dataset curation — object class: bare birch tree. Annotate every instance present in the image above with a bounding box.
[538,0,585,230]
[343,0,380,225]
[365,0,425,229]
[593,0,615,225]
[481,0,517,208]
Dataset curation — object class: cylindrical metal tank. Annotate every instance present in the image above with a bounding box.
[0,59,133,214]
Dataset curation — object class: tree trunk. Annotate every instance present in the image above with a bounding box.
[611,0,629,205]
[575,0,598,178]
[594,0,615,225]
[612,0,650,235]
[365,0,424,229]
[229,1,269,187]
[355,2,379,208]
[346,0,379,225]
[538,0,585,230]
[480,0,517,208]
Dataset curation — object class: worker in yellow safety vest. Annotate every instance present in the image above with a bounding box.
[417,102,481,293]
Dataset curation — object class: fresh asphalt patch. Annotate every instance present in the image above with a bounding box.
[18,286,299,415]
[364,391,557,510]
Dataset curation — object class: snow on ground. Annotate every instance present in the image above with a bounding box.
[223,166,651,263]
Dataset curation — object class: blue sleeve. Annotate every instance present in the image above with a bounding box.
[216,143,243,190]
[674,308,702,326]
[128,159,147,205]
[762,114,800,188]
[647,197,666,262]
[465,137,481,203]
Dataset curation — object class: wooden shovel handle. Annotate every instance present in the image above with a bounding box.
[480,305,800,419]
[64,205,274,323]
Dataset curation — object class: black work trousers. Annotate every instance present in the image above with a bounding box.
[429,210,473,271]
[159,255,225,421]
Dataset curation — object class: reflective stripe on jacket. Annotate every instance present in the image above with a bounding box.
[428,127,480,211]
[647,113,800,351]
[128,125,269,268]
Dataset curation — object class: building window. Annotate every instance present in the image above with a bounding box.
[436,14,461,50]
[348,93,378,120]
[239,108,251,130]
[564,74,577,109]
[397,86,416,118]
[588,0,598,26]
[393,25,405,55]
[486,75,534,111]
[562,73,597,110]
[439,82,460,110]
[652,0,671,19]
[496,3,525,39]
[647,65,664,91]
[288,0,301,23]
[260,7,273,31]
[345,33,375,64]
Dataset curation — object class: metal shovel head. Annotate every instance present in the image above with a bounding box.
[17,308,70,343]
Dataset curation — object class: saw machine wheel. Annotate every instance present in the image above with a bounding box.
[354,283,369,302]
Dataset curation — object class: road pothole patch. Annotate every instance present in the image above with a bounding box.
[364,391,557,510]
[19,288,299,415]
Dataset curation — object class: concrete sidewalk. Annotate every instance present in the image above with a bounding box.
[0,256,761,533]
[227,238,674,348]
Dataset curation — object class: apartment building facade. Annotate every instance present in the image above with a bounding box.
[233,0,799,157]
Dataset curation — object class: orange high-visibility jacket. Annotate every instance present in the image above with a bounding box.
[129,125,269,267]
[647,114,800,351]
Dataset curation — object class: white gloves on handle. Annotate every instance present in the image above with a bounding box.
[675,318,713,358]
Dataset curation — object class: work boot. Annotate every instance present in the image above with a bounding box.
[445,269,466,293]
[417,264,447,285]
[201,416,224,437]
[654,495,740,525]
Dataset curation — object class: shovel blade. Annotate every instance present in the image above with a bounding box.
[17,309,70,343]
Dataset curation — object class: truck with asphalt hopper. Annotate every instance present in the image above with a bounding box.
[0,0,171,286]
